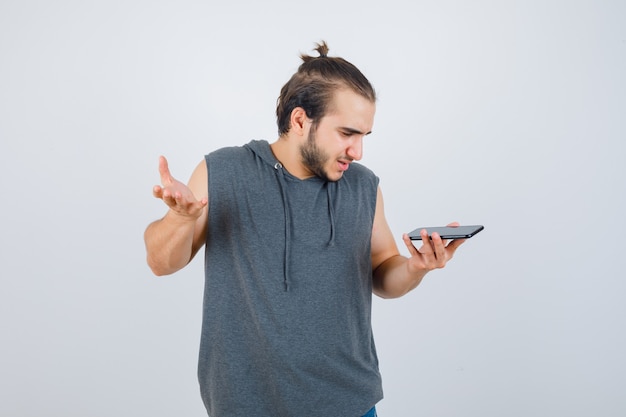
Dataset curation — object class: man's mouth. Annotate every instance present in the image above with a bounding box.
[337,159,352,171]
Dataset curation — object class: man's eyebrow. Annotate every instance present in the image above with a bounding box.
[340,127,373,135]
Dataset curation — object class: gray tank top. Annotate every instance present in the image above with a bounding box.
[198,140,383,416]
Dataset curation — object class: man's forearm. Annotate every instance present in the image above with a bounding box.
[144,211,197,276]
[372,255,428,299]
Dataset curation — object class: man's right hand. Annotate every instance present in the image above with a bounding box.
[152,156,208,220]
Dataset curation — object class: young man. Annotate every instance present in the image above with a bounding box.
[144,41,465,417]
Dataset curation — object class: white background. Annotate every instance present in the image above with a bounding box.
[1,0,625,416]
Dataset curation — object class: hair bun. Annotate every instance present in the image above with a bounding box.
[315,41,329,58]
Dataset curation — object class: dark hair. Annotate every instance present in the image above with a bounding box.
[276,41,376,135]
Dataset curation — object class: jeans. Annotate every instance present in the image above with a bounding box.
[362,407,377,417]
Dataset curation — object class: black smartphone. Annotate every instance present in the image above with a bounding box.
[408,225,484,240]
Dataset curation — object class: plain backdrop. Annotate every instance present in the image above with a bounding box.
[1,0,625,416]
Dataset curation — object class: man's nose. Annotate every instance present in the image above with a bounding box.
[346,136,363,161]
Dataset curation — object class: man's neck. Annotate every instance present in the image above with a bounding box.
[270,137,312,180]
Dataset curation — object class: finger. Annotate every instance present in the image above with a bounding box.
[158,155,173,185]
[402,233,421,257]
[191,198,209,212]
[418,229,435,255]
[169,190,185,204]
[167,194,206,217]
[152,185,164,198]
[161,190,178,207]
[153,185,182,210]
[430,232,448,266]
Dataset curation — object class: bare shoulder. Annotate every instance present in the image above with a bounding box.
[187,159,209,257]
[188,159,208,202]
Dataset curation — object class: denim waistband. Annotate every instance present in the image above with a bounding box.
[362,406,377,417]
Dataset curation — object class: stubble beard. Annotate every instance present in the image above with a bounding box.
[299,129,333,182]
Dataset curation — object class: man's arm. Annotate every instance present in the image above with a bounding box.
[144,156,208,276]
[370,187,465,298]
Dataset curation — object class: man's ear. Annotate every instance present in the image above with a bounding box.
[289,107,310,136]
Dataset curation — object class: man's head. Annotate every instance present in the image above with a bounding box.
[296,87,375,181]
[276,41,376,135]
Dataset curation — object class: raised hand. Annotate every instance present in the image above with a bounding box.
[152,156,207,220]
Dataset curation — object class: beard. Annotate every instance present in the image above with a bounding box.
[299,128,333,182]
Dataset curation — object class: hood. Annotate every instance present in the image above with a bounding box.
[243,140,338,291]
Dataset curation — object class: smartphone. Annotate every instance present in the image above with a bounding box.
[408,225,484,240]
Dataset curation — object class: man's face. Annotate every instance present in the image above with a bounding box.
[299,89,375,182]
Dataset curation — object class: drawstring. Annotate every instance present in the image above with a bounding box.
[326,183,337,247]
[273,162,338,290]
[274,162,291,291]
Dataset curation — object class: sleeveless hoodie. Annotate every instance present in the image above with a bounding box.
[198,140,383,417]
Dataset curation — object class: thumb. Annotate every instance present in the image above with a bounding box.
[158,155,173,184]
